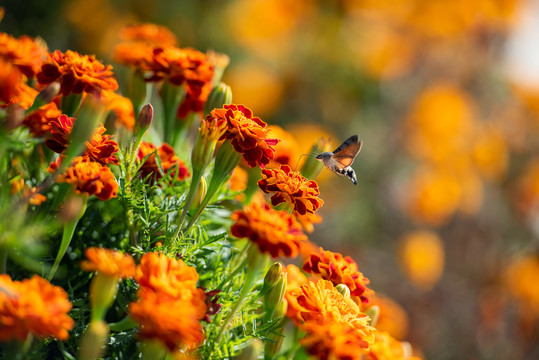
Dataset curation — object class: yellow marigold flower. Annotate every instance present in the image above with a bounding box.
[303,248,373,303]
[258,164,323,215]
[37,50,118,96]
[119,23,178,46]
[135,252,203,302]
[129,290,206,352]
[81,247,136,279]
[399,231,445,291]
[101,90,135,129]
[0,32,48,78]
[230,201,308,258]
[48,156,118,201]
[0,274,74,341]
[363,330,416,360]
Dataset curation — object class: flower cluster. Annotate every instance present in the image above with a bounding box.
[129,252,207,352]
[258,164,323,215]
[37,50,118,96]
[137,142,190,184]
[303,248,373,303]
[230,201,308,258]
[0,274,74,341]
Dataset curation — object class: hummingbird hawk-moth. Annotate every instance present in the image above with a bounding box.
[316,135,362,185]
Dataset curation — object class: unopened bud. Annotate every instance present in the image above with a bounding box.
[264,273,287,321]
[3,104,24,132]
[335,284,351,299]
[235,339,263,360]
[189,176,207,212]
[365,305,380,327]
[207,50,230,85]
[28,82,60,112]
[89,272,120,322]
[136,103,153,137]
[204,82,232,115]
[261,262,283,296]
[264,329,284,359]
[79,320,109,360]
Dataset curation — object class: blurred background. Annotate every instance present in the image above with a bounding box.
[3,0,539,358]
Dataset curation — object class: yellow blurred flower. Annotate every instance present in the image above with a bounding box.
[472,125,509,181]
[266,125,301,169]
[505,255,539,318]
[369,294,409,341]
[398,230,445,291]
[514,158,539,215]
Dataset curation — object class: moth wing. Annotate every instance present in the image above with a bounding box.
[332,137,362,169]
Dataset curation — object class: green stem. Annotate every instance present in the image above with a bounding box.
[61,93,83,117]
[169,167,203,245]
[109,316,138,332]
[160,82,184,145]
[48,197,87,281]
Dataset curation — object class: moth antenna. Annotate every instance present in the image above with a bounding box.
[293,153,316,172]
[312,144,321,155]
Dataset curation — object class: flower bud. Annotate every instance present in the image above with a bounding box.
[204,82,232,115]
[28,82,60,112]
[79,320,109,360]
[335,284,351,298]
[236,339,263,360]
[136,103,153,137]
[365,305,380,327]
[3,104,24,132]
[189,176,207,212]
[207,50,230,85]
[300,137,332,180]
[261,262,283,296]
[264,329,284,359]
[264,272,287,322]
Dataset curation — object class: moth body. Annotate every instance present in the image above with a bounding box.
[315,135,361,185]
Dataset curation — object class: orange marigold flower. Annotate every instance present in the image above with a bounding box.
[363,330,415,360]
[135,252,203,301]
[129,290,206,352]
[0,58,24,105]
[137,142,190,184]
[229,167,248,193]
[11,178,47,206]
[258,164,323,215]
[303,248,373,303]
[48,156,118,200]
[211,104,279,168]
[102,90,135,129]
[0,32,48,78]
[230,201,308,258]
[45,115,119,165]
[266,125,301,168]
[37,50,118,96]
[119,23,178,46]
[113,42,154,71]
[0,274,74,341]
[81,247,136,279]
[22,101,62,137]
[301,319,373,360]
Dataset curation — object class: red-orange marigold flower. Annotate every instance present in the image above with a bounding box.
[37,50,118,96]
[0,32,48,78]
[23,102,62,137]
[48,156,118,200]
[137,142,190,183]
[303,248,373,303]
[81,247,136,279]
[211,104,279,168]
[129,290,206,351]
[258,164,323,215]
[45,115,119,165]
[135,252,202,301]
[0,274,74,341]
[230,201,308,258]
[119,23,178,46]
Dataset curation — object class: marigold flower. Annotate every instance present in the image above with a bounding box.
[37,50,118,96]
[0,274,74,341]
[0,32,48,78]
[113,42,154,71]
[303,248,373,303]
[45,115,119,165]
[129,290,206,351]
[231,202,308,258]
[119,23,178,46]
[135,252,203,302]
[101,90,135,129]
[363,330,416,360]
[505,255,539,318]
[0,58,24,105]
[10,178,47,206]
[229,167,248,193]
[22,101,62,137]
[137,142,190,184]
[369,295,409,341]
[81,247,136,279]
[210,104,279,168]
[48,156,118,200]
[266,125,301,169]
[258,164,323,215]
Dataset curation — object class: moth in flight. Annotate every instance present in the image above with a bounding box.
[315,135,362,185]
